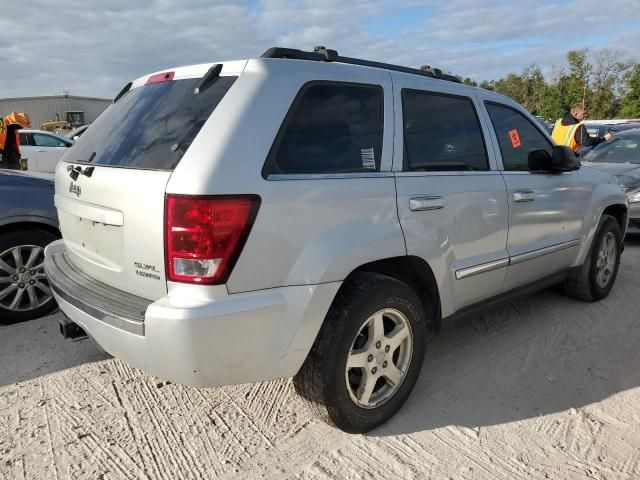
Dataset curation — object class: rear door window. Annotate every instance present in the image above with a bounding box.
[32,133,69,147]
[264,82,383,175]
[69,76,237,170]
[402,90,488,171]
[485,102,553,171]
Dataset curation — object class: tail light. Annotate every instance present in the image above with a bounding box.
[165,195,260,285]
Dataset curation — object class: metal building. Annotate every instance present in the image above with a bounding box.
[0,95,111,130]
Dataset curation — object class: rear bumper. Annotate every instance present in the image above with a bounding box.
[45,240,340,387]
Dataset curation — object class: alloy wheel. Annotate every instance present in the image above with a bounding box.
[345,308,413,409]
[0,245,52,312]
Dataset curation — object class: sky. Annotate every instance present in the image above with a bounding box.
[1,0,639,99]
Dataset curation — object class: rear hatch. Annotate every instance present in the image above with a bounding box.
[54,62,244,301]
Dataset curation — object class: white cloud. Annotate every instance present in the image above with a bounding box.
[0,0,637,98]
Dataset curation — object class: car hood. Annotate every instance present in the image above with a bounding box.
[582,162,640,188]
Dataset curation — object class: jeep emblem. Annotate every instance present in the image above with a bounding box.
[69,182,81,197]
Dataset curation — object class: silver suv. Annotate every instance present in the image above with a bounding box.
[45,47,627,433]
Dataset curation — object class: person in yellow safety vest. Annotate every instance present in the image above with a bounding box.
[0,112,31,170]
[551,103,612,154]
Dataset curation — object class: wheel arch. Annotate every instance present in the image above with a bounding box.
[345,255,442,332]
[0,220,60,240]
[602,204,628,234]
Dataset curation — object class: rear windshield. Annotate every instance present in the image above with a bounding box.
[68,76,237,170]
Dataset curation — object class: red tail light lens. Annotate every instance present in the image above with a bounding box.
[165,195,260,285]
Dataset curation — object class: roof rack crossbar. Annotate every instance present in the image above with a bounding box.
[260,47,460,83]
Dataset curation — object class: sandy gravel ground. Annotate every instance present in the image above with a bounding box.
[2,237,640,479]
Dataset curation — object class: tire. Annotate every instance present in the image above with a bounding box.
[293,272,428,433]
[0,228,59,323]
[564,214,622,302]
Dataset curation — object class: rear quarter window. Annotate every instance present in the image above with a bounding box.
[68,76,237,170]
[263,82,384,176]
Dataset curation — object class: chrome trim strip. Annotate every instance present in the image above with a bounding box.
[455,258,509,280]
[50,282,145,336]
[267,173,394,181]
[509,239,583,266]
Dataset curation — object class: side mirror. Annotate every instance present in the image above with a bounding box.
[528,149,552,171]
[551,145,580,172]
[527,145,580,173]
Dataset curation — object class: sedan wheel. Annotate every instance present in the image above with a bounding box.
[0,244,52,312]
[0,229,58,323]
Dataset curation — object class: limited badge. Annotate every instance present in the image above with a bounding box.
[509,129,521,149]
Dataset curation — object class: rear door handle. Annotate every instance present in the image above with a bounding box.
[36,149,46,152]
[409,195,445,211]
[513,190,536,202]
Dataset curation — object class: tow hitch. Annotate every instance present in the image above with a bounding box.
[59,318,87,340]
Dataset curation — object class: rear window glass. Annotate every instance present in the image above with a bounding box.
[264,82,383,175]
[68,76,237,170]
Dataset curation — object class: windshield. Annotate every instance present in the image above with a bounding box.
[583,135,640,164]
[68,75,237,170]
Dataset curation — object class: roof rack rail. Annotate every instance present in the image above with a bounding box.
[260,46,461,84]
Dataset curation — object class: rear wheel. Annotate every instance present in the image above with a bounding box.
[0,228,58,323]
[293,273,428,433]
[564,214,622,302]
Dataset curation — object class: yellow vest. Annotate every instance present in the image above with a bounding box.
[551,119,583,152]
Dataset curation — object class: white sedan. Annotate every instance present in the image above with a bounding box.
[18,129,73,174]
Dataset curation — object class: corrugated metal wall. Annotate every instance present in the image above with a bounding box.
[0,96,111,129]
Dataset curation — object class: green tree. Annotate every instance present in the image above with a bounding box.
[493,73,527,105]
[619,63,640,118]
[479,80,495,91]
[539,84,564,121]
[590,49,629,119]
[461,77,478,87]
[565,49,592,109]
[521,64,546,114]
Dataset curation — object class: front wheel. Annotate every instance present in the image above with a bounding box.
[293,273,428,433]
[564,214,623,302]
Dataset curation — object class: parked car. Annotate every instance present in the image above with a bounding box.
[577,123,640,156]
[65,125,90,141]
[0,169,59,322]
[45,47,627,433]
[18,129,73,174]
[534,115,551,133]
[583,128,640,228]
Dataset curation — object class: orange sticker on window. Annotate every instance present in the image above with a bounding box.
[509,129,522,149]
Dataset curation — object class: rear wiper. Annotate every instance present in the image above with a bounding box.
[194,64,222,94]
[68,153,96,180]
[113,82,132,103]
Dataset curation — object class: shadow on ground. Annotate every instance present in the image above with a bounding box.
[373,239,640,436]
[0,311,110,387]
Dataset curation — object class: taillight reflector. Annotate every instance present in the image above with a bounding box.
[165,195,260,285]
[147,71,175,84]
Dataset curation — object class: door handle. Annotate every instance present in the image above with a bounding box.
[36,149,46,152]
[409,195,445,211]
[513,191,536,202]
